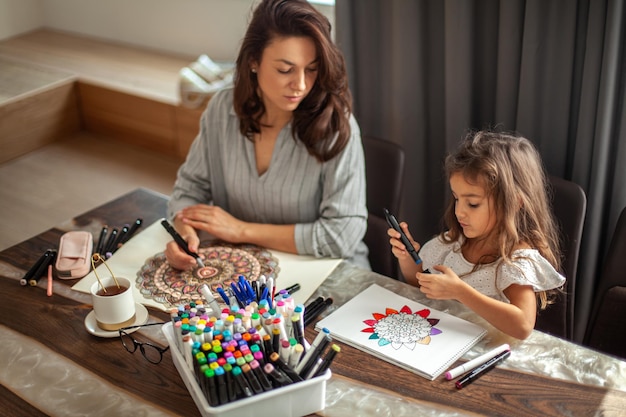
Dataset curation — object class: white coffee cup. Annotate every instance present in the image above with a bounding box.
[90,277,136,331]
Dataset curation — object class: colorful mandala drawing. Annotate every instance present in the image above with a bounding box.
[361,305,442,350]
[136,242,279,307]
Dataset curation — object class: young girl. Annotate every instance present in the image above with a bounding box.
[389,131,565,339]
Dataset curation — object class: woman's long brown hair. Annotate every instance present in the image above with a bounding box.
[233,0,352,162]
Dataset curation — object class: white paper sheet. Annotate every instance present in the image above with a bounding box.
[316,284,487,380]
[72,219,342,311]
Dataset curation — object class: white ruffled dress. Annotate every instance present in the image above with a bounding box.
[420,235,566,303]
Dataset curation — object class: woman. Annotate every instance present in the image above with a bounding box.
[166,0,368,271]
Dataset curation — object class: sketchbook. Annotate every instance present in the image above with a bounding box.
[316,284,487,380]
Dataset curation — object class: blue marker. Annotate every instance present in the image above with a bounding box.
[217,287,230,306]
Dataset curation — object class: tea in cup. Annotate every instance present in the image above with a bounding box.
[90,277,136,331]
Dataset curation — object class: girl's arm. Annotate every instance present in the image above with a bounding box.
[388,222,424,284]
[418,265,536,339]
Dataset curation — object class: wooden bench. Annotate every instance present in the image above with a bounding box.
[0,29,206,164]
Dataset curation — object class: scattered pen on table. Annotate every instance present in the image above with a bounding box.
[160,218,205,268]
[455,349,511,389]
[95,225,108,255]
[103,227,118,257]
[46,264,53,296]
[445,343,510,380]
[282,283,301,295]
[20,249,49,286]
[112,224,129,249]
[28,249,57,287]
[119,218,142,244]
[303,297,333,327]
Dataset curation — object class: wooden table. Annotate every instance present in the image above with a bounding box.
[1,188,625,417]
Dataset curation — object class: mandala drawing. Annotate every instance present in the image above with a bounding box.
[136,242,279,307]
[361,305,442,350]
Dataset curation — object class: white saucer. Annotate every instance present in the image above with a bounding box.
[84,303,149,338]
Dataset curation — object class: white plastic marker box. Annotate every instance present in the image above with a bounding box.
[162,322,331,417]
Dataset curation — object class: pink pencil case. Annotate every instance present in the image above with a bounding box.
[55,231,93,279]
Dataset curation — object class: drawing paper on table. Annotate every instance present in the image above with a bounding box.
[72,219,341,311]
[316,284,486,380]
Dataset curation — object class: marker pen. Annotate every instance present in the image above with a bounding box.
[214,366,229,405]
[160,219,204,268]
[95,225,108,255]
[279,339,291,364]
[269,351,303,383]
[198,284,222,318]
[120,218,143,244]
[221,363,237,402]
[250,359,273,391]
[112,224,129,251]
[455,350,511,389]
[29,250,56,287]
[253,350,266,368]
[216,287,230,306]
[281,283,300,295]
[303,297,334,327]
[288,343,304,368]
[103,227,118,257]
[231,365,254,398]
[305,296,324,311]
[291,314,305,347]
[241,363,263,394]
[203,368,220,406]
[20,250,49,286]
[229,282,246,308]
[295,304,306,341]
[298,334,331,378]
[384,208,422,265]
[296,327,330,373]
[263,363,292,388]
[445,343,510,380]
[262,333,274,355]
[312,343,340,378]
[46,264,53,296]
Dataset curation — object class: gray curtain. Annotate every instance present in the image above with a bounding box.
[336,0,626,343]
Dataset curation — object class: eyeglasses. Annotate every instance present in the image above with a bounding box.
[119,322,170,364]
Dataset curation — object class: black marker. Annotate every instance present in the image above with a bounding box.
[111,224,129,252]
[455,349,511,389]
[95,225,108,255]
[303,297,333,327]
[283,283,301,295]
[103,227,118,256]
[160,219,205,268]
[384,208,422,265]
[120,218,143,244]
[29,250,57,287]
[20,250,50,286]
[312,343,340,378]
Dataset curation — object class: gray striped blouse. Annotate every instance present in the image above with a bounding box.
[168,88,369,269]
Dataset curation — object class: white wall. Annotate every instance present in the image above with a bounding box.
[0,0,42,40]
[0,0,334,61]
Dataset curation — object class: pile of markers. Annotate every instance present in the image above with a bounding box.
[94,218,143,258]
[169,279,340,406]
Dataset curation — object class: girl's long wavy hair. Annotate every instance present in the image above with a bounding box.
[233,0,352,162]
[442,131,562,308]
